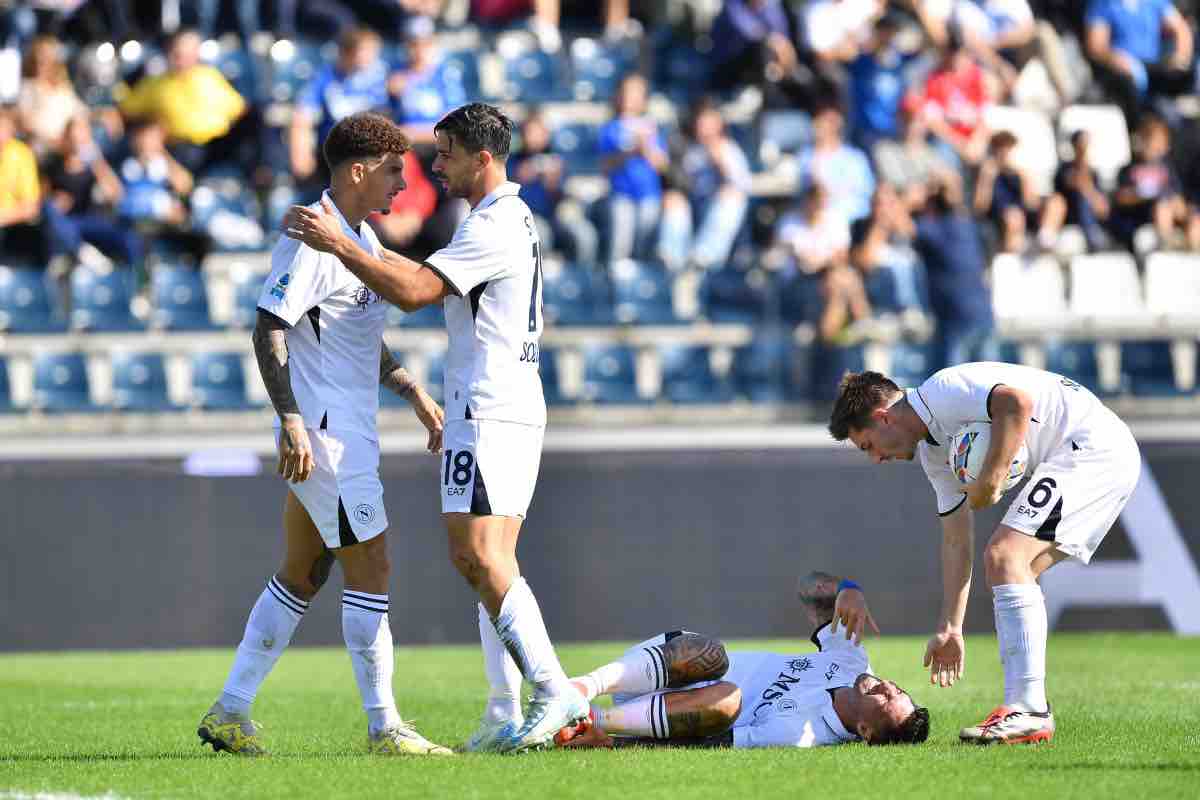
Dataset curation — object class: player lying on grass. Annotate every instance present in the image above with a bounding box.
[555,572,930,748]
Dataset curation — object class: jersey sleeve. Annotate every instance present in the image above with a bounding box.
[423,212,513,297]
[915,368,996,434]
[811,622,871,673]
[920,442,967,515]
[256,237,335,326]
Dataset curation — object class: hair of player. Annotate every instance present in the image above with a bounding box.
[827,371,902,441]
[322,111,410,172]
[871,705,931,746]
[434,103,514,162]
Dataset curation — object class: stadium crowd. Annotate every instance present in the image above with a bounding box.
[1,0,1199,413]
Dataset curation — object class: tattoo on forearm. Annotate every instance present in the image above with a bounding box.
[664,634,729,686]
[379,347,416,397]
[253,312,301,418]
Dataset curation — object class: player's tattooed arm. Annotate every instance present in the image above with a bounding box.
[664,634,730,687]
[612,730,735,749]
[253,310,301,420]
[379,345,416,398]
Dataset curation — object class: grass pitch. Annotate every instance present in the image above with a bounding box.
[1,634,1198,800]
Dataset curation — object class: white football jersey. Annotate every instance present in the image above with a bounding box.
[910,362,1121,515]
[257,190,388,436]
[424,181,545,426]
[727,624,870,748]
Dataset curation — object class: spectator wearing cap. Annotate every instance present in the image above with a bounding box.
[846,12,923,152]
[1038,129,1110,252]
[797,104,875,224]
[0,104,48,264]
[389,16,467,147]
[1086,0,1194,126]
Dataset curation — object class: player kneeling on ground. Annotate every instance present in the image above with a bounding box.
[557,572,930,749]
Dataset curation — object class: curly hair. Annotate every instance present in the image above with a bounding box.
[434,102,514,161]
[827,371,902,441]
[872,705,931,746]
[322,111,410,171]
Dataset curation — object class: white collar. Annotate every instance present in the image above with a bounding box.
[822,694,859,743]
[322,188,367,241]
[472,181,521,212]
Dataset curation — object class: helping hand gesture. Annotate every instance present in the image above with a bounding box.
[923,630,966,687]
[832,587,881,644]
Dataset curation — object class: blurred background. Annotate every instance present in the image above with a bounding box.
[1,0,1198,650]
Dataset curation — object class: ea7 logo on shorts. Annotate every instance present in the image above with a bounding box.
[270,273,290,300]
[354,504,375,524]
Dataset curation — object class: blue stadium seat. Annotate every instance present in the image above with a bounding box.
[1043,341,1102,393]
[730,333,810,403]
[1121,340,1181,396]
[610,259,677,325]
[32,352,98,413]
[441,50,482,101]
[70,265,142,332]
[387,303,446,328]
[658,345,734,404]
[230,270,270,329]
[863,268,902,313]
[551,122,602,175]
[539,348,573,406]
[268,39,326,104]
[780,272,822,325]
[542,261,611,325]
[152,266,216,330]
[760,111,812,159]
[655,39,710,105]
[812,343,865,403]
[210,46,263,104]
[580,344,642,404]
[570,38,632,102]
[191,352,253,410]
[0,357,13,413]
[888,342,935,388]
[191,183,266,252]
[111,352,176,411]
[0,267,66,333]
[502,49,569,102]
[700,266,774,324]
[264,182,300,232]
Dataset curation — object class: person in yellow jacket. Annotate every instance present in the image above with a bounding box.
[0,105,48,263]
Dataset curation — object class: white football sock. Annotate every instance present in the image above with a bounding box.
[993,583,1049,713]
[220,576,308,716]
[491,577,571,699]
[342,590,402,735]
[595,693,670,739]
[575,636,668,700]
[478,602,523,723]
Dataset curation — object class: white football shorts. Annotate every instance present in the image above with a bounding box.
[1001,413,1141,564]
[440,419,544,518]
[278,427,388,549]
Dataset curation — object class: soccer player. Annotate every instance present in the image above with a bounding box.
[828,364,1142,744]
[197,112,452,757]
[556,571,930,749]
[283,103,587,753]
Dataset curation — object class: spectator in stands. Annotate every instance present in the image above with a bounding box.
[872,97,959,210]
[804,0,885,93]
[289,27,392,193]
[914,174,995,369]
[797,103,875,223]
[0,104,47,263]
[510,109,599,263]
[40,114,141,269]
[709,0,809,108]
[1038,129,1111,252]
[658,97,752,272]
[847,12,923,151]
[973,130,1041,253]
[116,117,207,262]
[367,149,460,260]
[118,29,263,181]
[389,16,467,147]
[471,0,636,51]
[851,182,928,310]
[920,30,991,167]
[1109,112,1195,251]
[1085,0,1194,126]
[599,72,668,261]
[15,35,85,156]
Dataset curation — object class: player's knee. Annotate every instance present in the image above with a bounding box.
[276,573,319,602]
[664,633,729,686]
[984,536,1021,585]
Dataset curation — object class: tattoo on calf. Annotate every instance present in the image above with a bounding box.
[309,548,334,591]
[664,634,729,687]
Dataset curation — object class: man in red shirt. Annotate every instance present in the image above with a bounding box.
[920,33,992,167]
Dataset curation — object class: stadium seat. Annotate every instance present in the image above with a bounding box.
[991,254,1067,321]
[570,37,632,102]
[191,184,266,252]
[550,122,602,175]
[888,342,935,388]
[780,272,823,325]
[32,352,98,413]
[425,351,446,405]
[1043,340,1102,393]
[658,345,734,404]
[151,265,216,330]
[229,269,270,329]
[730,333,810,403]
[1058,105,1131,188]
[610,259,677,325]
[268,39,327,104]
[387,302,446,328]
[264,182,301,233]
[580,344,642,404]
[1068,252,1143,317]
[985,106,1058,195]
[542,261,611,325]
[0,357,13,413]
[758,110,811,166]
[0,267,66,333]
[700,266,775,324]
[441,50,482,101]
[70,264,142,332]
[111,352,176,411]
[811,343,864,403]
[654,38,711,104]
[1121,340,1182,396]
[191,352,253,410]
[1143,252,1200,316]
[501,48,569,103]
[539,348,573,406]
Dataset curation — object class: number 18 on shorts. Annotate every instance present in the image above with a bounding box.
[440,419,544,519]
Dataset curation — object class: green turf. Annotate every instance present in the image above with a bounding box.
[1,634,1198,799]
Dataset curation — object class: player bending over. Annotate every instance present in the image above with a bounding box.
[829,363,1141,744]
[197,112,450,757]
[557,572,930,749]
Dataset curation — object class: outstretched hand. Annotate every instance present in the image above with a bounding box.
[923,630,966,687]
[284,196,345,254]
[832,588,880,645]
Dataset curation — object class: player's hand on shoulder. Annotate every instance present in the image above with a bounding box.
[963,477,1003,510]
[923,630,965,688]
[832,585,880,645]
[284,196,343,254]
[278,415,315,483]
[407,386,445,454]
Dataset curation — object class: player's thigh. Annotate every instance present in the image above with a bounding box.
[440,419,543,520]
[1000,432,1141,566]
[285,428,389,551]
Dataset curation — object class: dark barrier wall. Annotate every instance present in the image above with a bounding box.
[2,442,1198,651]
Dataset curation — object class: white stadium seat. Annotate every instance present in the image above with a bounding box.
[992,254,1067,322]
[1068,252,1144,317]
[1144,252,1200,316]
[1057,105,1131,190]
[985,106,1058,196]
